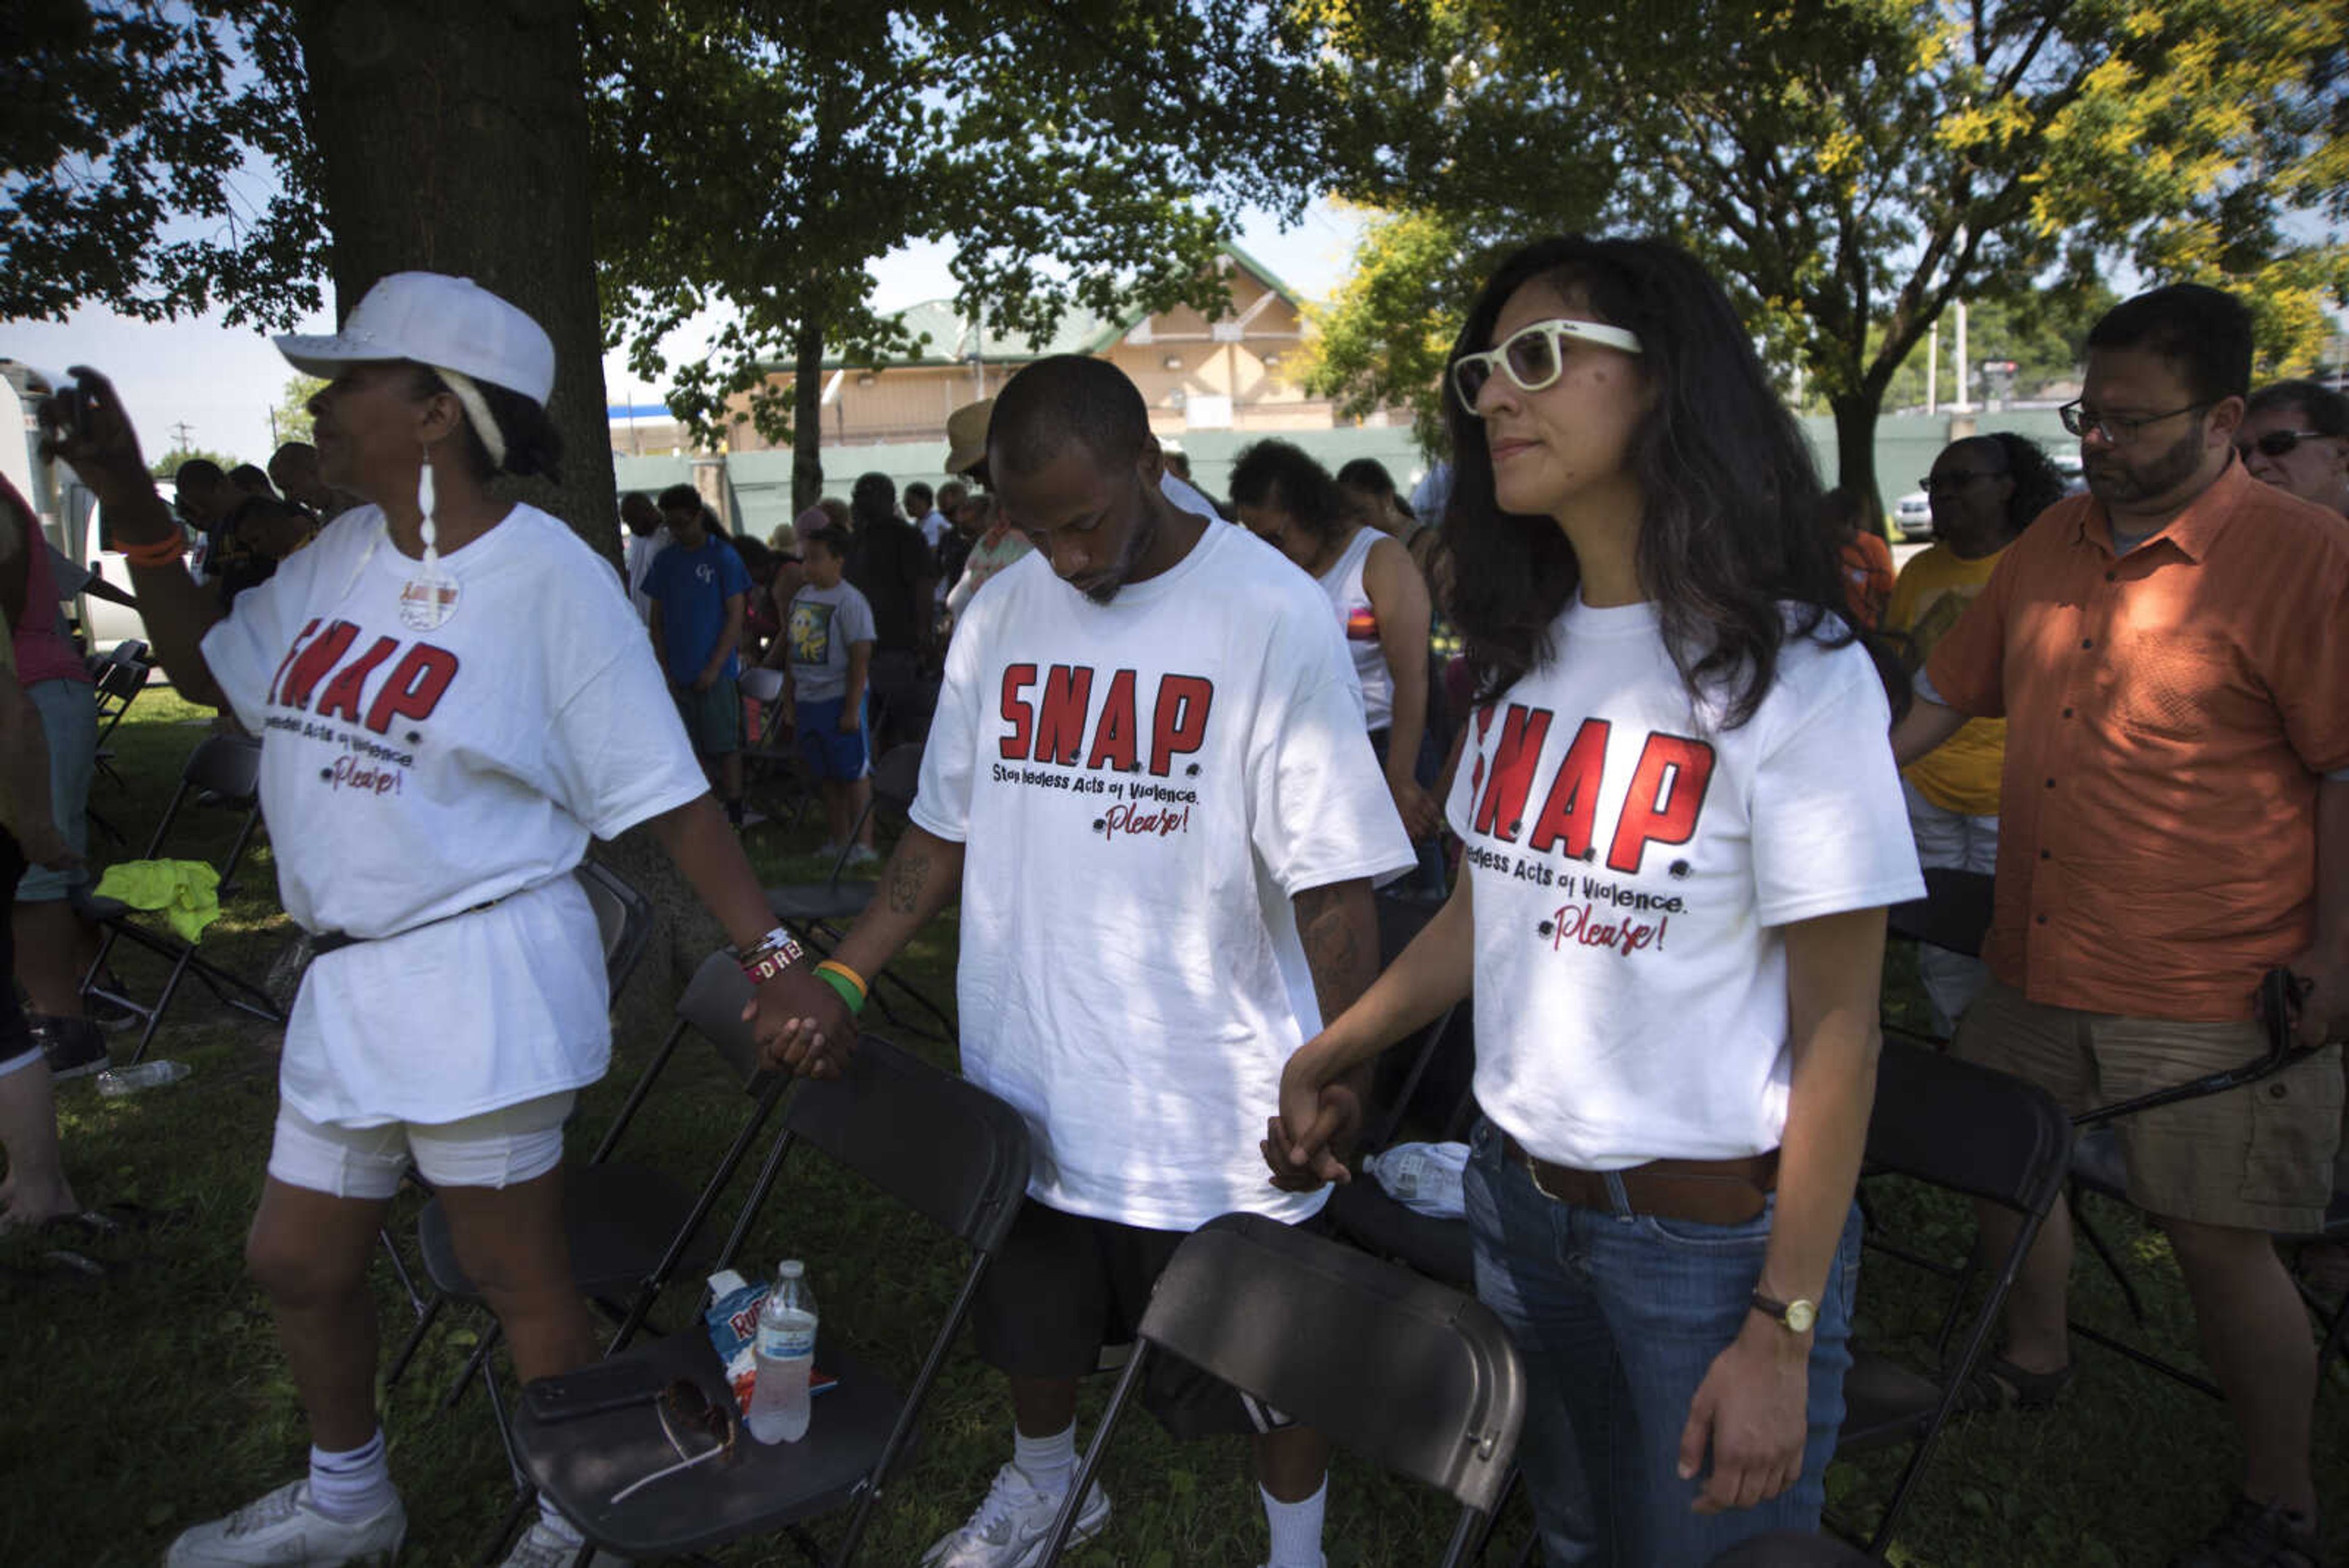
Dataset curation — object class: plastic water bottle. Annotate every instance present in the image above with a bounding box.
[95,1060,191,1098]
[746,1260,817,1443]
[1365,1141,1469,1218]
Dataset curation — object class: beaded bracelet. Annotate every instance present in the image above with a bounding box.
[740,931,807,985]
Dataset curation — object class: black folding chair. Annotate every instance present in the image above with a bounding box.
[88,651,152,792]
[387,948,790,1487]
[508,1008,1031,1568]
[1834,1041,2072,1556]
[1882,867,1994,1042]
[763,741,954,1041]
[2061,968,2338,1397]
[76,732,283,1062]
[1035,1211,1526,1568]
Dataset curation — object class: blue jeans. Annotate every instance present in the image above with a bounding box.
[1461,1117,1861,1567]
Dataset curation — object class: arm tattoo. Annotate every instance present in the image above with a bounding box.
[887,846,931,915]
[1294,880,1374,1025]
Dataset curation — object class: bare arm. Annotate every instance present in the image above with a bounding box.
[1263,875,1385,1189]
[1365,537,1437,837]
[645,791,859,1080]
[2290,776,2349,1046]
[1889,694,1966,765]
[1678,905,1885,1515]
[0,672,74,869]
[1277,872,1475,1174]
[753,825,968,1071]
[35,368,226,707]
[696,593,744,691]
[842,639,873,726]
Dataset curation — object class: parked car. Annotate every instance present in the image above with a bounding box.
[1892,489,1933,541]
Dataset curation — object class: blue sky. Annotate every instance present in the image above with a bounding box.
[0,201,1370,467]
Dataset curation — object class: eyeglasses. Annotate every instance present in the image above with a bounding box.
[2058,399,2210,442]
[1452,318,1644,413]
[2236,428,2329,460]
[1918,470,2005,494]
[608,1380,740,1504]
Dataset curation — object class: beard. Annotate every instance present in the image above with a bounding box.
[2084,423,2203,508]
[1077,499,1160,605]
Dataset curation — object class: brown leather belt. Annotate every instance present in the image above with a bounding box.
[1501,1132,1779,1225]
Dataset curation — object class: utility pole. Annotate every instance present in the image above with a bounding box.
[1926,321,1939,415]
[169,420,195,451]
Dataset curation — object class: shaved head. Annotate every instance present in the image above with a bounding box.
[987,355,1152,481]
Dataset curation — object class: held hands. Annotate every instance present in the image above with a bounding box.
[35,367,159,517]
[1262,1041,1361,1191]
[1389,775,1440,841]
[743,965,858,1079]
[1676,1314,1811,1515]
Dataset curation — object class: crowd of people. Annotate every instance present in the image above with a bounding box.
[0,239,2340,1568]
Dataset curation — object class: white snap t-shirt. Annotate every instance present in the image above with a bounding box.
[1448,598,1921,1169]
[913,525,1415,1230]
[202,503,711,1126]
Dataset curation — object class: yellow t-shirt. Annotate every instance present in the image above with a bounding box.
[1885,543,2007,817]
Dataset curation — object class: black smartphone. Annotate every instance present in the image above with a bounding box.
[522,1359,667,1424]
[42,377,90,442]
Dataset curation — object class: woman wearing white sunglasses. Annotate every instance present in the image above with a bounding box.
[1274,235,1920,1564]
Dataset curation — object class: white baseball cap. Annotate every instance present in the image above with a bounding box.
[273,272,555,404]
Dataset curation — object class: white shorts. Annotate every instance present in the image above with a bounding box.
[266,1091,575,1200]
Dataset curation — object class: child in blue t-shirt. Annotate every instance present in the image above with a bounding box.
[644,485,753,823]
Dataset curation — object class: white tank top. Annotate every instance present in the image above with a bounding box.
[1316,527,1391,730]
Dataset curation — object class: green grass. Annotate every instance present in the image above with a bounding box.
[1,693,2342,1566]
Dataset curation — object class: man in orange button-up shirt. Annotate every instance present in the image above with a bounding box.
[1893,284,2346,1568]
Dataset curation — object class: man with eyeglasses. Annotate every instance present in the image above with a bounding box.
[1890,283,2347,1568]
[2238,380,2349,520]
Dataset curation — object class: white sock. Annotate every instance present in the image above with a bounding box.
[1260,1478,1327,1568]
[1011,1424,1077,1495]
[307,1429,395,1523]
[536,1499,586,1544]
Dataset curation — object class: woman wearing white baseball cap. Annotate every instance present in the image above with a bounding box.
[41,272,844,1568]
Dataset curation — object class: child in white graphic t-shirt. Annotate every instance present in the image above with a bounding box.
[42,275,841,1568]
[1275,236,1922,1567]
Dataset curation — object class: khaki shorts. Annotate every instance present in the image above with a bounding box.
[1953,979,2342,1233]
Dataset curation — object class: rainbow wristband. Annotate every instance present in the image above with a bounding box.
[815,964,867,1015]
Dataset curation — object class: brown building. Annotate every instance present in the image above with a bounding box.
[714,247,1376,453]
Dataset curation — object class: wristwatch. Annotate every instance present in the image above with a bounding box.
[1750,1289,1817,1334]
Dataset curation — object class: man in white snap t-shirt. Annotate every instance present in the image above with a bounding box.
[762,355,1414,1568]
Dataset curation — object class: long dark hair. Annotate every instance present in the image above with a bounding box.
[1442,235,1879,728]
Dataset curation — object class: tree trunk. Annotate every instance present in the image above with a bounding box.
[790,314,824,514]
[1828,387,1888,533]
[293,0,720,1027]
[293,0,615,565]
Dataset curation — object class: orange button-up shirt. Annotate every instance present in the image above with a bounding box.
[1926,460,2349,1021]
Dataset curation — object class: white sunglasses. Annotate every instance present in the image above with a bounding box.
[1452,318,1644,413]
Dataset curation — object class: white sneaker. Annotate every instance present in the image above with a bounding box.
[846,844,880,868]
[921,1463,1110,1568]
[164,1481,404,1567]
[496,1518,631,1567]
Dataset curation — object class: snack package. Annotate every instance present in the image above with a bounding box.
[703,1268,841,1414]
[704,1270,765,1415]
